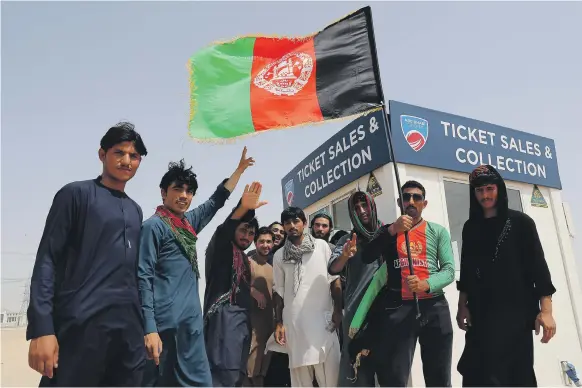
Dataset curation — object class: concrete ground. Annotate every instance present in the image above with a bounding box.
[1,328,41,387]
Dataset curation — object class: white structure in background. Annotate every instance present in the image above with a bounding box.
[280,100,582,387]
[1,310,27,327]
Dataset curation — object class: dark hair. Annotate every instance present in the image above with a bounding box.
[159,159,198,194]
[269,221,283,230]
[402,180,426,198]
[100,122,148,156]
[330,230,349,246]
[281,207,307,224]
[245,218,260,234]
[310,213,333,229]
[254,226,275,243]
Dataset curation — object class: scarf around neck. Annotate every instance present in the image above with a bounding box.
[155,205,200,278]
[282,232,316,296]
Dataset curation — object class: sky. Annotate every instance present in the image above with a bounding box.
[2,1,581,312]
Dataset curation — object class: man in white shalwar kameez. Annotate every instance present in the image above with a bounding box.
[272,207,342,387]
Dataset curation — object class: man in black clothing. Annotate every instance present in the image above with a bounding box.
[456,164,557,387]
[27,122,148,386]
[328,191,383,387]
[203,182,267,387]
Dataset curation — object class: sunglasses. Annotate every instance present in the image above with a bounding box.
[401,193,424,202]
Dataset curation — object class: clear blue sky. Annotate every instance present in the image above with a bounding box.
[2,1,581,311]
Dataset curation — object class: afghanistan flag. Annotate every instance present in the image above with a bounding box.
[188,6,383,142]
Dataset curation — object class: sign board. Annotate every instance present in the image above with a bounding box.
[367,172,383,197]
[388,101,562,189]
[531,185,549,208]
[281,110,392,209]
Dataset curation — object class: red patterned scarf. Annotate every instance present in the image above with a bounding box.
[155,205,199,277]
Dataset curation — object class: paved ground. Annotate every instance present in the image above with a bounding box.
[1,328,41,387]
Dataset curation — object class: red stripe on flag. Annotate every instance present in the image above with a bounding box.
[250,37,324,131]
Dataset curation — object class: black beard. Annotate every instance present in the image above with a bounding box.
[311,230,330,242]
[234,241,250,251]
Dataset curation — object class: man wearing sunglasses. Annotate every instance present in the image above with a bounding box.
[360,180,456,387]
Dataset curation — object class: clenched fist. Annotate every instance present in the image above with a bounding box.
[389,215,413,235]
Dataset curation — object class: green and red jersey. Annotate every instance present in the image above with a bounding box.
[394,221,455,300]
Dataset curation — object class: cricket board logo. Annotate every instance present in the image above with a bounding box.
[253,52,313,96]
[284,179,295,206]
[400,115,429,152]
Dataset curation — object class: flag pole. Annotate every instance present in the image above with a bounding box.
[365,7,425,324]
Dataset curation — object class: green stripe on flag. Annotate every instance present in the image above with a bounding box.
[189,37,256,140]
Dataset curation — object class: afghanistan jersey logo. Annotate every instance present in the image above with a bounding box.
[253,52,314,96]
[400,114,429,152]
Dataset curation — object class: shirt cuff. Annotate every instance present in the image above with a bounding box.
[26,314,55,340]
[144,317,158,335]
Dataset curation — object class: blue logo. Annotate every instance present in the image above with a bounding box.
[284,179,294,206]
[400,115,429,152]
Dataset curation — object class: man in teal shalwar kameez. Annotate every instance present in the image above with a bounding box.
[138,149,254,387]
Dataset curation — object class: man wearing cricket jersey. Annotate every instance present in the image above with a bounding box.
[361,180,455,387]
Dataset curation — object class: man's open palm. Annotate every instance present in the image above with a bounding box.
[241,182,268,210]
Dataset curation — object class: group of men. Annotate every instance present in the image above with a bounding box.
[26,122,557,387]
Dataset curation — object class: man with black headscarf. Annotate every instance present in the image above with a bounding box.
[327,191,383,387]
[457,164,557,387]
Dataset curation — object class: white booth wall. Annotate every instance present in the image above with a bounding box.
[304,162,582,387]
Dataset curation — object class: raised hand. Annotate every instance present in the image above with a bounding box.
[237,146,255,172]
[241,182,268,210]
[341,233,358,259]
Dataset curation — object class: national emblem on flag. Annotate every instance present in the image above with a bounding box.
[187,6,383,142]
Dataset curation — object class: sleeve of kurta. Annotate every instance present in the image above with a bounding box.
[361,224,397,264]
[323,243,340,283]
[427,224,456,293]
[27,184,79,340]
[456,222,471,292]
[138,219,163,334]
[185,178,231,234]
[327,235,348,276]
[272,254,285,298]
[522,215,556,297]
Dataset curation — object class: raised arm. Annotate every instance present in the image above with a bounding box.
[362,215,411,264]
[205,182,267,278]
[361,225,395,264]
[186,147,254,233]
[223,146,254,193]
[328,234,357,275]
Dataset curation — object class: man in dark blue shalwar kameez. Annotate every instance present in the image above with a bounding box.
[138,148,254,387]
[27,122,149,387]
[204,182,268,387]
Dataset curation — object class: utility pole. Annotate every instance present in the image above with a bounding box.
[18,276,31,327]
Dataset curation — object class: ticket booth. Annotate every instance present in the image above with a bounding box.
[280,100,582,387]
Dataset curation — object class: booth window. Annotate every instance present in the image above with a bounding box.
[443,181,523,271]
[332,196,353,232]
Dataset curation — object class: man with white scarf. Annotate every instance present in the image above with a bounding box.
[272,206,342,387]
